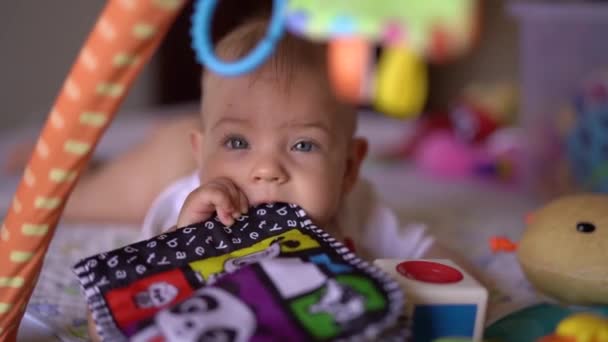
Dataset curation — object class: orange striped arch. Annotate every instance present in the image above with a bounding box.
[0,1,187,340]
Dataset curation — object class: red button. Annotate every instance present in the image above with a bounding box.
[396,260,463,284]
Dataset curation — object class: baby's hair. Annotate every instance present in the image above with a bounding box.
[201,18,358,137]
[207,18,327,91]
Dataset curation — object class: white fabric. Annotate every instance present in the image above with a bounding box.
[141,173,199,239]
[141,172,434,260]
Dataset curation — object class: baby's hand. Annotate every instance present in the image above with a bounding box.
[177,177,249,228]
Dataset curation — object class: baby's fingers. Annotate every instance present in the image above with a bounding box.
[204,186,241,226]
[220,189,249,226]
[238,189,249,215]
[177,178,247,228]
[177,186,230,227]
[208,181,242,225]
[216,207,237,227]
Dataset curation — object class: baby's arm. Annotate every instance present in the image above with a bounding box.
[62,115,198,224]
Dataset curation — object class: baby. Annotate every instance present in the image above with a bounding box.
[140,18,443,261]
[87,17,470,341]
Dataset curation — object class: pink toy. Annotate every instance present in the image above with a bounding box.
[413,131,481,178]
[413,130,519,182]
[414,131,479,178]
[386,103,521,183]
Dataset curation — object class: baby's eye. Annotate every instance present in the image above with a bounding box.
[292,140,317,152]
[224,136,249,150]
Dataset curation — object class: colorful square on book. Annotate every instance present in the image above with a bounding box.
[104,268,197,330]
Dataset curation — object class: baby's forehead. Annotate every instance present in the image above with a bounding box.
[203,64,331,99]
[201,70,356,132]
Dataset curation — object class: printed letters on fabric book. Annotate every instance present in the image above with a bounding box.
[73,203,409,341]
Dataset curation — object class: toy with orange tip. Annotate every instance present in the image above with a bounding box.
[489,236,517,253]
[492,195,608,306]
[519,195,608,305]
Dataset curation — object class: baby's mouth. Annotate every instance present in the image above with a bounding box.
[250,199,279,207]
[248,192,285,207]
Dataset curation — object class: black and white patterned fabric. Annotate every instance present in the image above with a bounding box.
[73,203,409,341]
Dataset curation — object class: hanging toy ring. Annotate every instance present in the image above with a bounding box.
[191,0,286,76]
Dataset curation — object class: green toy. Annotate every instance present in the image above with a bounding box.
[286,0,478,60]
[284,0,479,118]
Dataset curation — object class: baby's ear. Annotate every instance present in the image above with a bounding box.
[343,137,368,194]
[189,129,204,169]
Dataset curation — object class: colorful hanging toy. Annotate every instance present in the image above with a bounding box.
[193,0,479,118]
[0,1,478,339]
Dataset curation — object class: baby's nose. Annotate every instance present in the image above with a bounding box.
[251,161,288,184]
[254,174,284,182]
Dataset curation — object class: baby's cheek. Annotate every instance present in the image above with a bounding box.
[199,153,243,183]
[296,174,343,226]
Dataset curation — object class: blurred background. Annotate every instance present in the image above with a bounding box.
[2,0,608,196]
[0,0,518,128]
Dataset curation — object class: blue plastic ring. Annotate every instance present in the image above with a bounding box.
[191,0,286,76]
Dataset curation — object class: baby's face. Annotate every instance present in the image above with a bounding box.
[192,69,362,226]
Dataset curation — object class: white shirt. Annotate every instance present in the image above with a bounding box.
[141,172,434,261]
